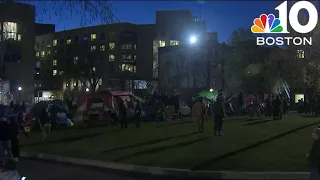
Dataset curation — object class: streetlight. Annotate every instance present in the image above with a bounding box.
[189,36,197,44]
[85,88,89,92]
[18,86,22,103]
[210,88,213,92]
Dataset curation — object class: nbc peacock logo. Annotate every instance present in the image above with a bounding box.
[252,1,318,46]
[251,14,283,33]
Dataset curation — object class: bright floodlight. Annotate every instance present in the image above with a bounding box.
[18,87,22,91]
[210,88,213,92]
[189,36,197,44]
[85,88,89,92]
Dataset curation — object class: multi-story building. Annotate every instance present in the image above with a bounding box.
[0,2,39,104]
[34,10,213,99]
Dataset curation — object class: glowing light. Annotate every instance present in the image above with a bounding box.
[189,36,197,44]
[210,89,213,92]
[85,88,89,92]
[18,86,22,91]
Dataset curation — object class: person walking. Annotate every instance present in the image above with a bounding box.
[192,97,206,133]
[135,100,141,128]
[213,96,226,136]
[8,113,19,162]
[119,100,128,129]
[308,127,320,180]
[0,113,13,166]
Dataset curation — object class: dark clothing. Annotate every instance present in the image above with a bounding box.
[40,110,49,125]
[8,116,20,158]
[213,101,225,133]
[135,103,141,128]
[272,98,282,120]
[119,103,128,129]
[0,119,10,141]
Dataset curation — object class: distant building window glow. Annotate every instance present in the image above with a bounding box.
[53,59,57,66]
[121,64,136,73]
[159,40,165,47]
[170,40,180,46]
[53,39,57,46]
[90,45,96,52]
[297,50,305,59]
[74,57,78,64]
[36,52,40,57]
[100,45,105,51]
[121,44,131,50]
[41,51,45,57]
[109,43,115,50]
[17,34,21,41]
[53,69,57,76]
[3,22,17,40]
[67,39,71,44]
[109,54,115,61]
[91,33,96,41]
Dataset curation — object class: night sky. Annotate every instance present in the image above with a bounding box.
[29,1,283,43]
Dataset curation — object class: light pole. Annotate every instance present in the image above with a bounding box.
[18,86,22,103]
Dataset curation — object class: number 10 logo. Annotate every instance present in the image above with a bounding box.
[251,1,318,34]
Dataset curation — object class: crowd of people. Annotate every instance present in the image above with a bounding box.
[0,102,28,170]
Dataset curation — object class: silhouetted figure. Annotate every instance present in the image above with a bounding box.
[135,100,141,128]
[40,108,50,143]
[192,97,206,133]
[119,100,128,129]
[272,95,282,120]
[8,114,20,161]
[21,102,26,113]
[213,96,225,136]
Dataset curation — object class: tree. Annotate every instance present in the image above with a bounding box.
[5,0,118,26]
[66,55,105,92]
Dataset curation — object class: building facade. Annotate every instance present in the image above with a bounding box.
[0,2,37,104]
[35,10,215,99]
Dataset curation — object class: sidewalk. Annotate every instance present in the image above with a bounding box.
[20,152,309,180]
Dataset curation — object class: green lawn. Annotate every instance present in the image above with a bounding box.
[20,114,320,172]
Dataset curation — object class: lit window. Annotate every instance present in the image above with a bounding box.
[134,44,136,50]
[297,50,305,59]
[122,54,132,61]
[74,57,78,64]
[59,71,64,75]
[17,34,21,41]
[47,44,51,48]
[53,39,57,46]
[170,40,180,46]
[73,82,77,87]
[121,64,136,72]
[53,59,57,66]
[47,50,51,55]
[159,40,165,47]
[100,45,105,51]
[3,22,17,40]
[67,39,71,44]
[91,33,96,41]
[134,55,136,60]
[53,70,57,76]
[109,54,115,61]
[109,43,115,50]
[121,44,132,50]
[92,67,96,72]
[41,51,45,57]
[36,52,40,57]
[90,45,96,52]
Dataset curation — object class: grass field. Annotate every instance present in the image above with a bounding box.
[20,114,320,172]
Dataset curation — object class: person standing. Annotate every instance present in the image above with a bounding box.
[8,114,19,162]
[0,115,13,166]
[308,127,320,180]
[119,100,128,129]
[213,96,226,136]
[135,100,141,128]
[192,97,206,133]
[39,108,50,143]
[272,95,282,120]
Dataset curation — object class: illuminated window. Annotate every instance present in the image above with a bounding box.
[47,44,51,48]
[297,50,305,59]
[67,38,71,44]
[159,40,165,47]
[3,22,17,40]
[134,55,136,60]
[90,45,96,52]
[109,54,115,61]
[59,71,64,75]
[133,44,136,50]
[121,64,136,72]
[53,59,57,66]
[41,51,45,57]
[53,39,57,46]
[36,52,40,57]
[170,40,180,46]
[100,45,105,51]
[53,69,57,76]
[74,57,78,64]
[122,54,132,61]
[91,33,96,41]
[73,82,77,87]
[121,44,132,50]
[17,34,21,41]
[47,50,51,55]
[109,43,115,50]
[92,67,96,72]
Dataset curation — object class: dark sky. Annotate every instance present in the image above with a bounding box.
[30,1,281,43]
